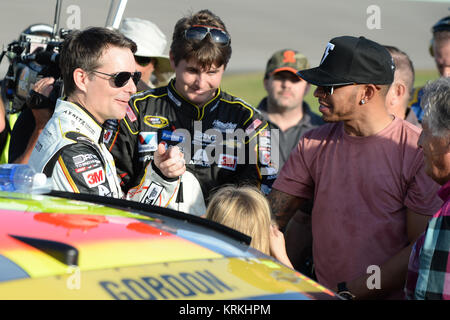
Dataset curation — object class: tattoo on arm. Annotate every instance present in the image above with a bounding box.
[268,189,305,230]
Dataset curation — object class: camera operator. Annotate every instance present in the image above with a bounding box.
[11,76,55,163]
[0,23,54,163]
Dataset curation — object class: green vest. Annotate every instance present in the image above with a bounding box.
[0,112,19,164]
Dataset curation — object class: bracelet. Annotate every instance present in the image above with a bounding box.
[337,282,356,300]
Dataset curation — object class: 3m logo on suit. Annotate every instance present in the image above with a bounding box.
[82,168,106,188]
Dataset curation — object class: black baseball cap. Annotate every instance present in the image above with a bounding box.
[297,36,395,87]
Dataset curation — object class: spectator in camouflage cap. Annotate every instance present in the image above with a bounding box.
[258,49,323,171]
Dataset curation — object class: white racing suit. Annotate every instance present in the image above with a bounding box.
[29,99,201,214]
[125,162,206,216]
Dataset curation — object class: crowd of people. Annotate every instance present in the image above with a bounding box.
[0,10,448,300]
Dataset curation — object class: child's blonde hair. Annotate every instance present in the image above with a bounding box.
[206,185,272,255]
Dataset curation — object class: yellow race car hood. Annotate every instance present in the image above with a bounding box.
[0,192,336,300]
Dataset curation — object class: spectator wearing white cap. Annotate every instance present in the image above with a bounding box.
[119,18,174,90]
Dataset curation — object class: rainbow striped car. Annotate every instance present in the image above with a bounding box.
[0,191,337,300]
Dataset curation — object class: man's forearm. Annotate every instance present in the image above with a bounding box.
[267,188,305,230]
[344,242,413,299]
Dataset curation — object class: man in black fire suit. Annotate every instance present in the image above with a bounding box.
[108,9,278,205]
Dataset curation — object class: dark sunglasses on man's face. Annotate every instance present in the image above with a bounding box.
[321,85,336,95]
[134,56,155,67]
[320,83,355,95]
[92,70,142,88]
[184,25,230,46]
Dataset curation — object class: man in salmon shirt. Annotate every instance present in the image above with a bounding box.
[268,36,442,299]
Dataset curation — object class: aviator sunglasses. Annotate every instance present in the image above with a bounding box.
[92,70,142,88]
[184,25,230,46]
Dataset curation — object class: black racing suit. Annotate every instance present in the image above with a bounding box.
[107,79,278,201]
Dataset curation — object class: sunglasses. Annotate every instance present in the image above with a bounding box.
[184,25,230,46]
[92,70,141,88]
[320,84,354,95]
[134,56,155,67]
[322,86,337,95]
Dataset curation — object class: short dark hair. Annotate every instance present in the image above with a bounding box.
[60,27,137,96]
[170,9,232,69]
[433,30,450,47]
[432,16,450,45]
[384,45,415,99]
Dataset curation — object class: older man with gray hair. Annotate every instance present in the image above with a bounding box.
[405,77,450,300]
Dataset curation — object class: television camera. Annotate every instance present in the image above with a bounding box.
[0,27,70,113]
[0,0,129,114]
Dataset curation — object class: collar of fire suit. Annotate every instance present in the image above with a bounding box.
[167,79,222,120]
[57,98,104,145]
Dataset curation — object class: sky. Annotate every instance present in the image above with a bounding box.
[0,0,449,75]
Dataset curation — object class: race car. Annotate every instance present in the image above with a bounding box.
[0,190,337,300]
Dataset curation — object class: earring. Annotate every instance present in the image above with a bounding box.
[360,99,365,104]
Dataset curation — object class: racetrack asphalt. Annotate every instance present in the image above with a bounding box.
[0,0,449,76]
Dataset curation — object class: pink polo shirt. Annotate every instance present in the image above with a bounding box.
[273,118,442,295]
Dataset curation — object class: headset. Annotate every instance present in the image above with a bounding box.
[429,16,450,57]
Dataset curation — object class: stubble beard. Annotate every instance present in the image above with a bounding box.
[269,94,301,113]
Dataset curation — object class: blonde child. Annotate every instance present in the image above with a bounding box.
[206,185,293,268]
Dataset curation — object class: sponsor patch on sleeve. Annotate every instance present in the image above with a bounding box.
[72,153,102,173]
[98,184,112,197]
[138,132,158,152]
[143,115,169,129]
[103,129,114,144]
[82,167,106,188]
[217,154,237,171]
[259,136,271,148]
[161,130,185,143]
[260,150,271,165]
[260,129,271,137]
[126,105,137,122]
[142,182,164,205]
[245,119,262,134]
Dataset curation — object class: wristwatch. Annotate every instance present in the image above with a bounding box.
[337,282,356,300]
